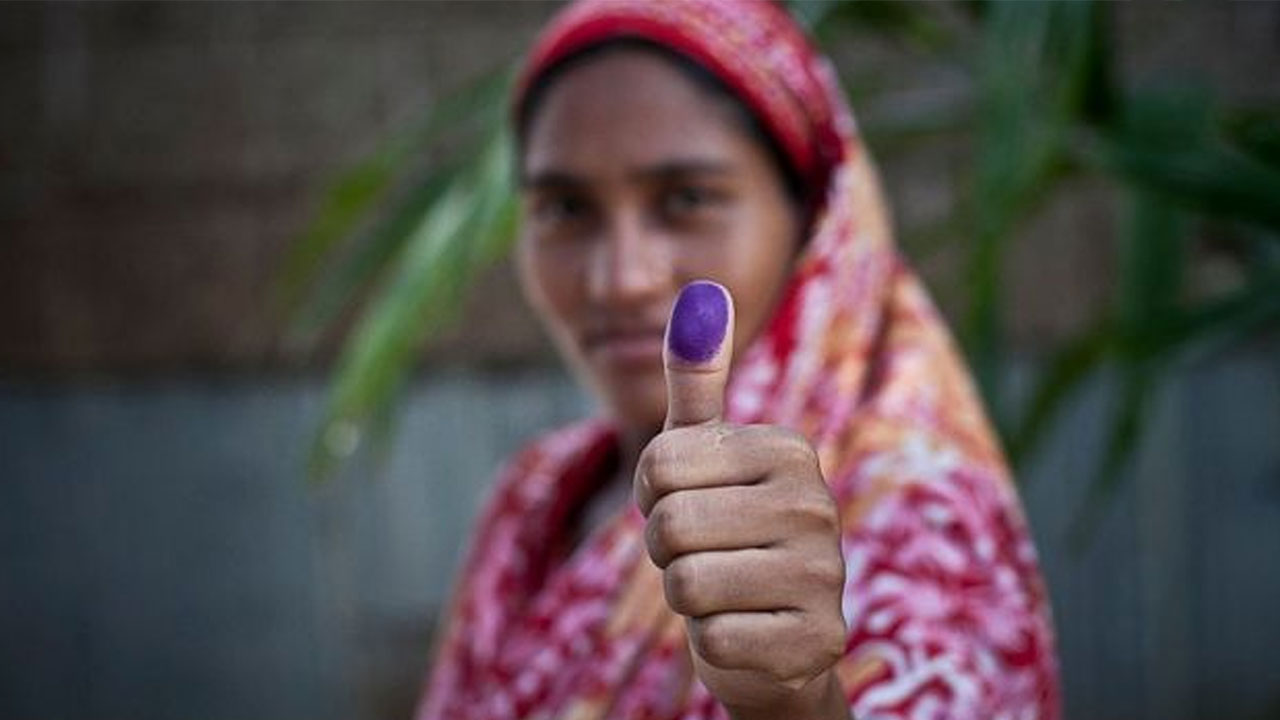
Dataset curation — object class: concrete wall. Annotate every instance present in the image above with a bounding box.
[0,370,592,719]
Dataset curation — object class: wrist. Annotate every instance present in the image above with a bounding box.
[725,669,850,720]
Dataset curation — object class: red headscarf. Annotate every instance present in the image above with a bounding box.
[420,1,1060,718]
[515,0,846,205]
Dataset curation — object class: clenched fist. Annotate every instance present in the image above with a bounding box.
[634,281,852,720]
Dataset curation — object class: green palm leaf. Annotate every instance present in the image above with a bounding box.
[308,128,517,479]
[279,66,514,343]
[966,0,1101,427]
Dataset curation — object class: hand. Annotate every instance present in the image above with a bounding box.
[634,281,851,720]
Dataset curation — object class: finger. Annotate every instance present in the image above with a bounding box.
[687,610,846,682]
[663,548,813,616]
[644,484,840,568]
[644,485,782,566]
[634,424,819,515]
[634,425,763,514]
[664,280,734,429]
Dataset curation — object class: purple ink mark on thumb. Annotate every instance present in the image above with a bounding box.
[668,281,729,363]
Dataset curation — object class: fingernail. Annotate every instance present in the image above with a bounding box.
[668,281,729,363]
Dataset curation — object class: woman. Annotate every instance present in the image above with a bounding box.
[419,1,1059,718]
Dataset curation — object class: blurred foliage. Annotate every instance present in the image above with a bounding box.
[284,0,1280,534]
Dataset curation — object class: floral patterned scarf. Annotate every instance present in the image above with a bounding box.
[418,1,1060,718]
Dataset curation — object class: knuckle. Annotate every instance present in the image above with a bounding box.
[793,490,840,532]
[663,555,704,616]
[640,435,681,496]
[767,654,814,689]
[767,659,813,689]
[645,496,687,567]
[774,673,810,692]
[820,618,848,664]
[635,450,659,500]
[636,445,653,480]
[806,553,845,590]
[769,617,845,686]
[776,428,817,469]
[708,422,738,447]
[820,498,841,529]
[811,613,847,660]
[817,490,842,526]
[690,616,737,668]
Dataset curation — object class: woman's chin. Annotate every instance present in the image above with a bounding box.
[599,386,668,439]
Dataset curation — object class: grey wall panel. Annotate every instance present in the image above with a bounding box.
[2,351,1278,719]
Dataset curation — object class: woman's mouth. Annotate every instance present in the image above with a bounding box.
[584,328,666,369]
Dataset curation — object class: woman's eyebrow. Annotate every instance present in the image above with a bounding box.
[520,170,584,190]
[520,160,735,190]
[633,160,736,181]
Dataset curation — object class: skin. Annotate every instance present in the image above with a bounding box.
[517,49,851,720]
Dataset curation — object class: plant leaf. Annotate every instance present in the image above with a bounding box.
[1090,91,1280,234]
[1007,323,1112,471]
[308,129,517,480]
[286,161,464,346]
[279,64,515,324]
[1067,358,1152,552]
[965,0,1101,424]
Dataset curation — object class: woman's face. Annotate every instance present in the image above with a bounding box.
[517,49,802,436]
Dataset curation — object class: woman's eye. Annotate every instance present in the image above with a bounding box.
[662,186,721,217]
[534,194,589,224]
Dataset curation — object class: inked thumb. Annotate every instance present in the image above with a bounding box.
[664,280,735,429]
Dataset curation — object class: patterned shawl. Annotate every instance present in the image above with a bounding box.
[419,1,1060,718]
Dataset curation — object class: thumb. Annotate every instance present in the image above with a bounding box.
[664,280,735,429]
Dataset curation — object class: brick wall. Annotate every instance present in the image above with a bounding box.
[4,3,1278,376]
[0,2,558,374]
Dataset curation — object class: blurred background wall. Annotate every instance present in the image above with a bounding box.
[2,3,1278,720]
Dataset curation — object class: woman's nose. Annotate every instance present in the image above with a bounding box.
[586,211,670,306]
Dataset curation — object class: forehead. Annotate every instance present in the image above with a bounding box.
[521,49,750,178]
